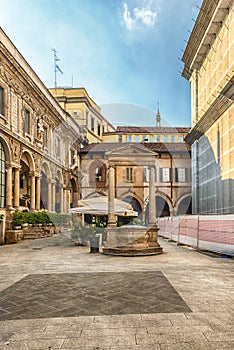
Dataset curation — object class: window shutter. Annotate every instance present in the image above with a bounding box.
[185,168,190,182]
[159,168,163,182]
[175,168,178,182]
[169,168,172,182]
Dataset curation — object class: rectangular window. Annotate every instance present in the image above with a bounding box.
[171,135,175,142]
[127,135,132,142]
[70,150,75,165]
[0,87,4,116]
[91,117,95,132]
[135,135,139,142]
[178,136,183,142]
[160,168,172,182]
[24,110,30,134]
[164,135,168,142]
[175,168,189,182]
[156,135,161,142]
[97,123,101,136]
[142,135,148,142]
[149,135,154,142]
[126,167,133,182]
[118,135,122,143]
[43,126,48,147]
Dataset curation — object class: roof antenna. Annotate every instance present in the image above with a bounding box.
[52,49,63,88]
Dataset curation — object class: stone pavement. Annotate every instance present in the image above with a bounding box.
[0,233,233,349]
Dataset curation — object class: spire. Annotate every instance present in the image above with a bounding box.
[156,100,161,127]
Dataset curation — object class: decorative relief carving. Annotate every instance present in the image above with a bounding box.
[33,154,41,176]
[10,139,21,163]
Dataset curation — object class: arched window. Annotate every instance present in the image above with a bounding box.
[95,167,102,182]
[0,141,6,207]
[89,161,107,188]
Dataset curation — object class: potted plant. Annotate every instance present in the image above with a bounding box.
[71,223,96,246]
[12,212,26,229]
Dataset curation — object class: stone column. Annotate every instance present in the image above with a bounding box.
[108,165,116,227]
[67,189,71,211]
[148,165,156,226]
[47,180,52,212]
[5,163,12,208]
[51,181,56,212]
[60,184,64,213]
[13,167,20,209]
[29,172,35,211]
[63,188,67,213]
[35,176,41,210]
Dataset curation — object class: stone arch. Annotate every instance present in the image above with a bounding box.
[89,160,107,189]
[156,196,170,217]
[145,194,171,223]
[55,169,63,213]
[121,195,143,220]
[0,135,11,162]
[19,150,35,207]
[0,138,7,208]
[70,177,79,208]
[176,195,192,215]
[20,150,35,172]
[40,161,51,210]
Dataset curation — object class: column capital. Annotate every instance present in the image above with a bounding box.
[5,161,13,168]
[108,163,116,169]
[28,171,35,177]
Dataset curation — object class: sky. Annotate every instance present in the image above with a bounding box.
[0,0,202,127]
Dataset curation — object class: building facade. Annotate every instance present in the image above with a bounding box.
[80,142,191,224]
[103,126,190,144]
[0,28,84,243]
[49,88,115,144]
[182,0,234,214]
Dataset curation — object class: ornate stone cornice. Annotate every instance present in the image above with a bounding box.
[182,0,233,79]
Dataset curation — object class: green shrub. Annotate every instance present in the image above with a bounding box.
[71,223,105,242]
[12,212,27,226]
[131,218,144,226]
[48,213,71,224]
[12,212,71,226]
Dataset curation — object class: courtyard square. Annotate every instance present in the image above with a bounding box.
[0,233,233,349]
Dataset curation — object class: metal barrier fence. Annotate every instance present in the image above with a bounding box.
[157,214,234,256]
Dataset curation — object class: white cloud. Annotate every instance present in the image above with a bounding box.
[134,8,157,26]
[123,3,135,30]
[123,3,158,30]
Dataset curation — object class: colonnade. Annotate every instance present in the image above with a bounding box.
[4,162,75,213]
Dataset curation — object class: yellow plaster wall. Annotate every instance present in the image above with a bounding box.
[193,9,234,124]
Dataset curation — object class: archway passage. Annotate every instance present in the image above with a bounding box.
[156,196,170,217]
[55,176,60,213]
[178,196,192,215]
[145,195,170,224]
[19,159,30,207]
[40,171,48,209]
[122,196,142,215]
[70,178,79,209]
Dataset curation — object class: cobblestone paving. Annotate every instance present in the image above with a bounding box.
[0,233,233,349]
